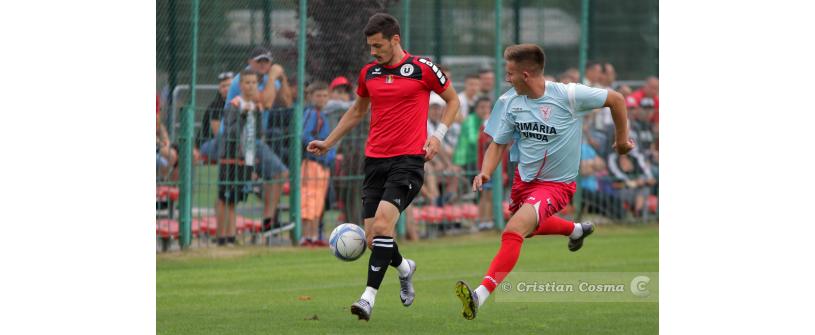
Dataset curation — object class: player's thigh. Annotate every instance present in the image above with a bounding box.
[505,204,538,237]
[362,158,388,220]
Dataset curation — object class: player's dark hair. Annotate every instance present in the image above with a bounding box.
[504,44,546,74]
[364,13,401,39]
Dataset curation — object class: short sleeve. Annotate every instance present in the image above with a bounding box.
[417,58,450,94]
[573,84,608,114]
[356,66,369,97]
[484,97,514,144]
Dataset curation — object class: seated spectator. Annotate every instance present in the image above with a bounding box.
[198,72,232,159]
[579,141,625,220]
[608,151,656,218]
[216,70,263,246]
[478,68,495,98]
[156,96,177,181]
[300,82,335,247]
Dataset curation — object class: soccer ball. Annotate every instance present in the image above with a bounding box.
[329,223,367,261]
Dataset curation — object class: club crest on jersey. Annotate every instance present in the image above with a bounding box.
[385,75,394,84]
[400,64,414,76]
[539,106,552,122]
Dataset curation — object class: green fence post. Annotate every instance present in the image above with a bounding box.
[492,0,505,230]
[574,0,590,221]
[264,0,272,45]
[396,0,411,238]
[290,0,307,244]
[179,0,200,249]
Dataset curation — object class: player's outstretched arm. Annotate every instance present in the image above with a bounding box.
[306,95,371,155]
[472,141,508,192]
[604,89,635,155]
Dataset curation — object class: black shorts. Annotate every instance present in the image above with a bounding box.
[362,155,425,219]
[218,163,253,204]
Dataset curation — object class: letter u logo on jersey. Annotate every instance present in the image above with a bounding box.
[400,64,414,76]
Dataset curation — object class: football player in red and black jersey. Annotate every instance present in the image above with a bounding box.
[307,13,460,321]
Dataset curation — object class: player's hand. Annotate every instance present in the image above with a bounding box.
[612,137,636,155]
[472,173,491,192]
[307,140,329,156]
[423,137,441,161]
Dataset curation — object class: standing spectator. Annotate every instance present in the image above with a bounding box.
[216,69,262,246]
[478,68,495,98]
[583,60,603,87]
[427,93,462,204]
[326,76,365,224]
[558,68,580,84]
[627,76,659,124]
[198,71,232,152]
[454,96,491,175]
[221,47,293,234]
[300,82,335,247]
[156,100,177,181]
[458,74,481,119]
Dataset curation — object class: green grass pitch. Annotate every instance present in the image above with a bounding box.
[157,224,658,334]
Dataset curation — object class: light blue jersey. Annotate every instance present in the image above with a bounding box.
[484,81,608,183]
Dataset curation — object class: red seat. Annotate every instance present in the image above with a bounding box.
[423,206,444,224]
[283,182,290,195]
[156,186,179,201]
[648,195,658,213]
[462,203,479,220]
[236,216,262,233]
[443,205,464,221]
[156,219,179,238]
[410,207,424,221]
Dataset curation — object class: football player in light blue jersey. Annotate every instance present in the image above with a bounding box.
[455,44,635,320]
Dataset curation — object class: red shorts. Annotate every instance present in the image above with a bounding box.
[508,169,576,226]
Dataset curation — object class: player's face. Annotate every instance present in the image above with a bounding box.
[218,78,232,97]
[504,61,529,93]
[311,89,329,109]
[249,58,272,74]
[367,33,398,64]
[240,75,259,99]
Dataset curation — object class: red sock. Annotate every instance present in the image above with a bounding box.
[530,215,575,236]
[480,231,524,293]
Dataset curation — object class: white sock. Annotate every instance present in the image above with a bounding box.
[395,259,411,277]
[361,286,377,307]
[474,285,490,307]
[569,223,583,240]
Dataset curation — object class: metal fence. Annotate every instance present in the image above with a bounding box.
[156,0,659,251]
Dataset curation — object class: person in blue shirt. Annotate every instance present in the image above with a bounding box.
[455,44,635,320]
[299,82,336,246]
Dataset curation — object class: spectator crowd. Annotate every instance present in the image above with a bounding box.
[157,46,659,247]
